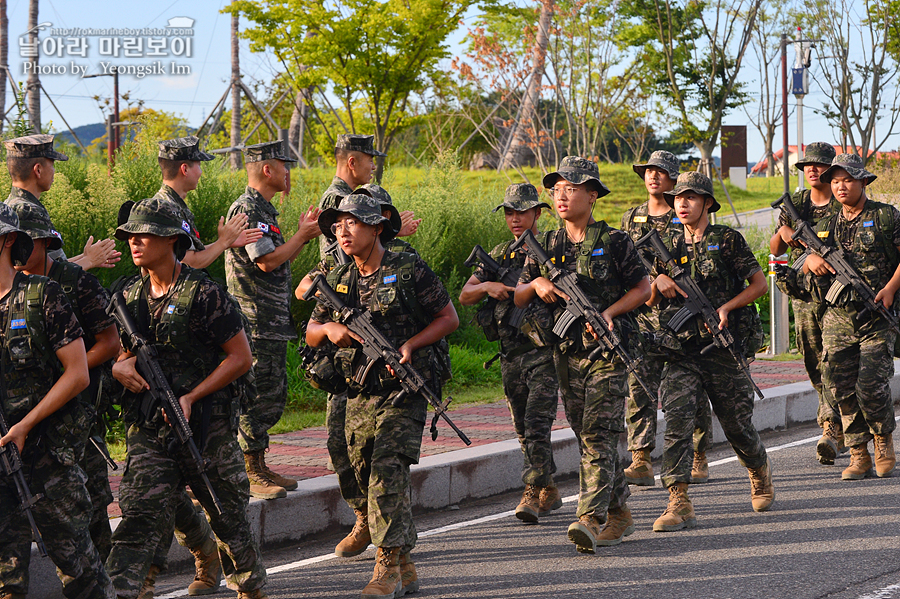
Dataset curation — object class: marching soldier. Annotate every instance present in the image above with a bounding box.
[306,193,458,598]
[515,157,650,554]
[0,202,114,599]
[459,183,562,521]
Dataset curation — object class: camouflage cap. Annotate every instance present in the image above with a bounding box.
[4,134,68,162]
[542,156,611,198]
[0,203,34,266]
[335,134,387,157]
[158,135,214,162]
[318,193,397,243]
[819,153,877,185]
[492,183,552,213]
[794,141,836,170]
[355,184,402,235]
[633,150,680,181]
[12,201,62,251]
[664,171,721,213]
[242,140,297,164]
[114,198,194,258]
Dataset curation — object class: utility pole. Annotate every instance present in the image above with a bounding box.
[781,30,822,195]
[84,69,120,168]
[230,5,242,171]
[781,33,789,195]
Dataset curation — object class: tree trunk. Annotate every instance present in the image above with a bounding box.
[500,0,553,170]
[26,0,39,133]
[287,89,308,164]
[229,8,242,170]
[0,0,7,133]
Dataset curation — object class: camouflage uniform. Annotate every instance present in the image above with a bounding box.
[814,156,899,448]
[656,175,768,489]
[311,194,451,553]
[106,200,266,598]
[0,203,113,599]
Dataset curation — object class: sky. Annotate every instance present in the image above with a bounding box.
[2,0,881,168]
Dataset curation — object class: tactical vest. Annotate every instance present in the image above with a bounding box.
[49,259,96,350]
[658,225,764,355]
[326,250,451,391]
[474,239,517,343]
[1,273,90,465]
[785,190,840,262]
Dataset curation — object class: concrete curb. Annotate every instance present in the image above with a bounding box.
[30,360,900,598]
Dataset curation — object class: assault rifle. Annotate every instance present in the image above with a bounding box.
[0,400,47,557]
[107,292,224,514]
[303,275,471,445]
[509,229,656,401]
[323,239,351,267]
[772,193,900,335]
[464,244,526,329]
[635,229,764,399]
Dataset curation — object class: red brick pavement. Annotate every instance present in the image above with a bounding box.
[106,357,810,517]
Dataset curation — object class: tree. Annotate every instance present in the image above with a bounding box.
[228,0,477,181]
[0,0,8,134]
[26,0,39,133]
[230,5,243,170]
[620,0,761,173]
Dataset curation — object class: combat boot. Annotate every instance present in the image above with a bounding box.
[596,504,635,546]
[538,485,563,515]
[398,551,419,597]
[691,451,709,483]
[624,449,654,486]
[361,547,402,598]
[748,458,775,512]
[873,434,896,478]
[258,449,298,491]
[237,590,268,599]
[653,483,697,532]
[137,564,162,599]
[566,514,603,554]
[514,484,541,523]
[244,452,287,500]
[816,421,841,465]
[335,508,372,557]
[842,444,874,480]
[187,536,221,596]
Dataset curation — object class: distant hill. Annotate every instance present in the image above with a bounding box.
[55,122,106,147]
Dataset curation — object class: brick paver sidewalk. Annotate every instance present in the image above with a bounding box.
[106,358,810,517]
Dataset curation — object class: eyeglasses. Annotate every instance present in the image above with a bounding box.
[330,217,361,235]
[552,185,581,196]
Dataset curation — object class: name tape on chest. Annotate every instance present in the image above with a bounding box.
[633,216,647,223]
[592,248,604,256]
[707,244,719,251]
[336,284,349,294]
[383,274,397,284]
[864,220,874,227]
[10,318,25,330]
[818,231,830,238]
[166,305,176,314]
[673,218,681,224]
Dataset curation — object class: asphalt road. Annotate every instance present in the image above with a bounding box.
[155,421,900,599]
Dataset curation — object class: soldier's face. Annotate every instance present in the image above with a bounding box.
[804,164,829,189]
[35,159,55,192]
[17,237,47,274]
[644,167,673,195]
[334,215,379,256]
[504,207,538,238]
[830,169,865,207]
[349,153,375,186]
[551,181,596,222]
[128,233,177,267]
[183,161,202,191]
[267,160,288,193]
[673,192,712,227]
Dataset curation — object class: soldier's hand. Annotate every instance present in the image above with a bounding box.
[532,277,569,304]
[112,356,150,393]
[655,274,687,299]
[218,212,249,248]
[0,421,28,454]
[394,342,415,369]
[325,322,363,347]
[875,287,895,310]
[398,211,421,237]
[485,282,516,301]
[715,306,730,331]
[778,225,803,249]
[165,396,193,425]
[82,236,122,269]
[804,254,835,276]
[296,206,323,244]
[233,227,263,248]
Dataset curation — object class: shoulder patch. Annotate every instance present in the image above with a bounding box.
[181,220,191,233]
[258,222,270,233]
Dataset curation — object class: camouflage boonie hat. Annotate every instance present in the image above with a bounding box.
[13,201,62,251]
[0,203,34,266]
[318,193,397,243]
[335,134,387,157]
[820,153,877,185]
[664,171,721,213]
[633,150,680,181]
[353,184,402,238]
[794,141,836,170]
[242,140,297,164]
[542,156,611,198]
[4,134,68,162]
[492,183,551,213]
[114,198,194,258]
[158,135,214,162]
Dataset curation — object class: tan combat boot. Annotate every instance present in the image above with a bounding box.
[653,482,697,531]
[258,449,298,491]
[398,551,419,597]
[842,444,874,480]
[873,434,896,478]
[237,590,268,599]
[361,547,402,598]
[514,484,541,523]
[244,451,287,500]
[335,508,372,557]
[137,564,162,599]
[748,458,775,512]
[596,503,635,546]
[187,536,222,596]
[691,451,709,483]
[624,449,654,486]
[538,485,563,515]
[566,514,603,554]
[816,421,841,465]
